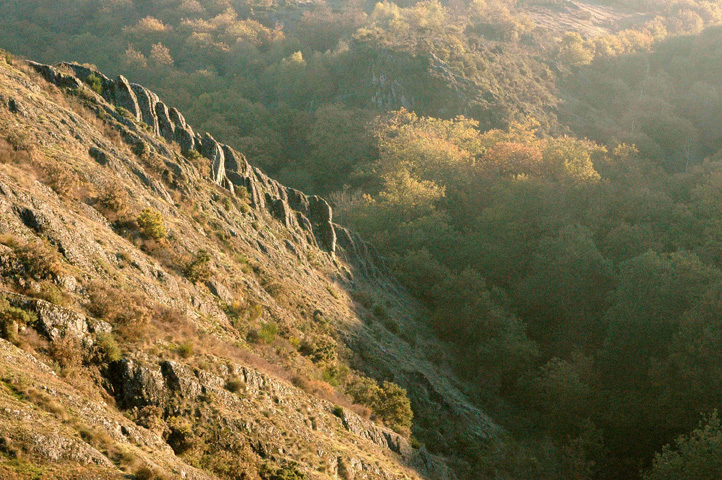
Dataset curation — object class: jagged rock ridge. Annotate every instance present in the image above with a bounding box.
[0,57,500,480]
[29,61,382,278]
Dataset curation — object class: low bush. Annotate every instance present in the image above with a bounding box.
[345,375,413,435]
[247,321,277,344]
[35,281,71,307]
[225,377,245,394]
[258,322,277,343]
[298,335,337,363]
[182,149,210,177]
[97,184,131,219]
[48,336,84,373]
[83,73,103,95]
[131,405,166,435]
[166,416,196,454]
[375,381,413,436]
[184,249,212,284]
[134,466,170,480]
[95,332,122,363]
[43,164,82,196]
[224,301,261,326]
[177,341,194,358]
[116,106,134,119]
[88,284,152,339]
[13,240,65,281]
[322,364,348,387]
[0,298,37,345]
[136,208,167,240]
[260,462,306,480]
[131,142,149,159]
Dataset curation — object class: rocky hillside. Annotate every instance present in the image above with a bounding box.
[0,53,496,479]
[524,0,650,37]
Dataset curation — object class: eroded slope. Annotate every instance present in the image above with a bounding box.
[0,54,495,479]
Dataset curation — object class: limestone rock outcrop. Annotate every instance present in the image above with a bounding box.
[28,61,382,269]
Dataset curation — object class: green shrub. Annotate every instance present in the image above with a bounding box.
[96,332,122,362]
[346,375,381,410]
[372,304,388,319]
[182,149,202,161]
[345,376,413,435]
[247,322,277,344]
[332,406,344,418]
[177,341,194,358]
[225,377,246,394]
[0,297,37,345]
[376,381,413,436]
[116,106,134,119]
[184,249,212,284]
[14,240,65,280]
[137,208,167,240]
[259,322,277,343]
[299,335,337,363]
[84,73,103,95]
[260,463,306,480]
[35,281,71,306]
[166,416,196,454]
[224,301,263,328]
[322,364,348,387]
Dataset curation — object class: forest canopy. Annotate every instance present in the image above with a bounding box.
[4,0,722,478]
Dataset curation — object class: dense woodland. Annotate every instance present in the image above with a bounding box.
[4,0,722,478]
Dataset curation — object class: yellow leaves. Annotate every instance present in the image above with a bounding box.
[359,0,459,52]
[559,32,595,66]
[124,16,170,34]
[150,43,173,66]
[283,51,305,66]
[122,46,148,69]
[378,169,445,217]
[477,123,602,183]
[375,109,479,183]
[542,137,602,183]
[180,8,283,47]
[482,141,544,177]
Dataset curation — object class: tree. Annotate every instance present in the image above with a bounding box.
[307,104,375,193]
[137,208,167,240]
[559,32,595,66]
[516,225,614,354]
[376,381,413,436]
[644,412,722,480]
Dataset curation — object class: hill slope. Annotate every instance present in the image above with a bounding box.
[0,54,494,479]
